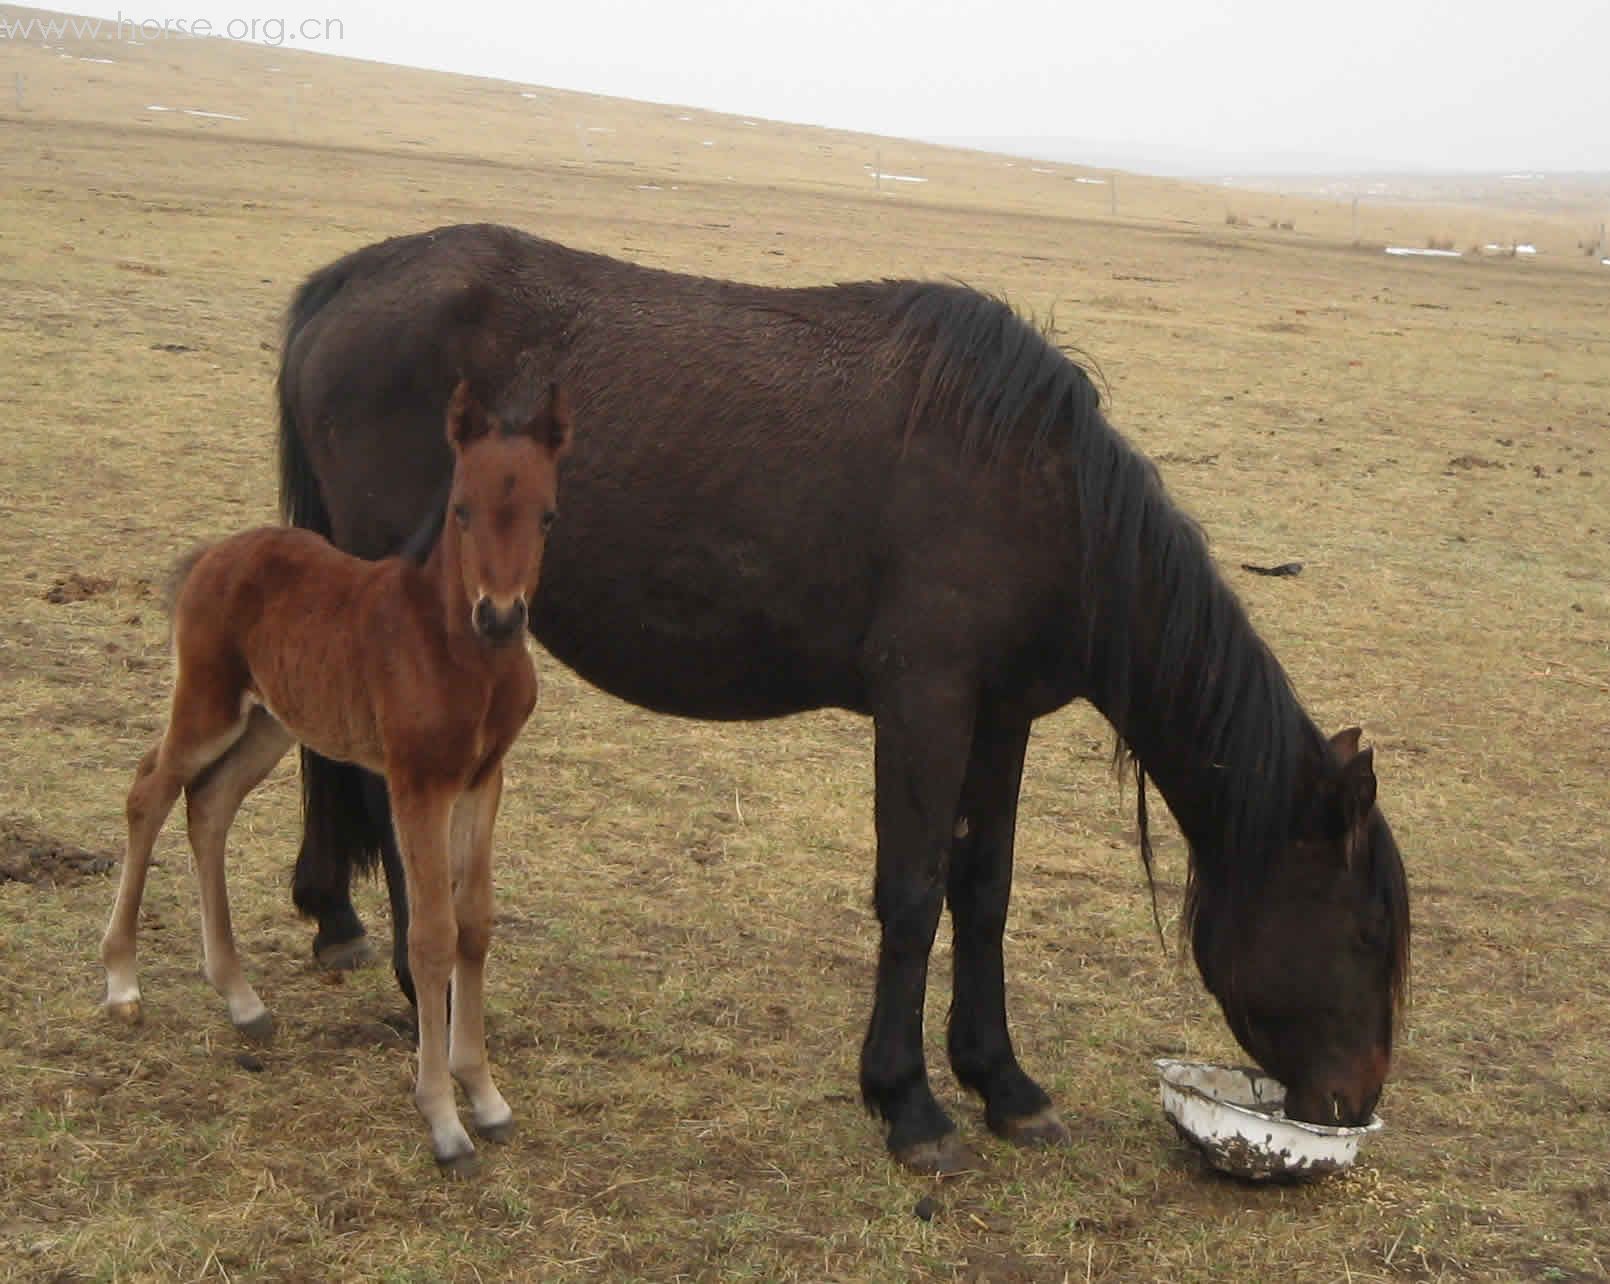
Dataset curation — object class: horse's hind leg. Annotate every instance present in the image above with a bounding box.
[448,767,512,1141]
[185,708,295,1043]
[944,715,1069,1148]
[861,657,979,1173]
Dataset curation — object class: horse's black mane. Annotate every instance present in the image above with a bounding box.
[885,282,1331,933]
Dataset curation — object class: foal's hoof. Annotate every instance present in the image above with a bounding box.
[105,999,143,1026]
[997,1107,1072,1149]
[315,935,375,971]
[474,1116,516,1145]
[234,1011,276,1046]
[436,1150,482,1179]
[893,1132,982,1176]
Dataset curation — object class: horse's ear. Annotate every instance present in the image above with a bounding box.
[1329,726,1364,761]
[1338,746,1377,827]
[446,377,490,448]
[529,381,573,459]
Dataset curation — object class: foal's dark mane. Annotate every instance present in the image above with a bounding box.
[883,284,1398,969]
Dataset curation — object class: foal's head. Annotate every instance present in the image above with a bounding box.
[443,378,573,645]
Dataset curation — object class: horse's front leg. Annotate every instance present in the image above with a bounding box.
[388,775,476,1173]
[861,658,979,1173]
[946,714,1069,1147]
[448,765,513,1141]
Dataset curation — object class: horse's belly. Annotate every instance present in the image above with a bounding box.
[533,544,869,719]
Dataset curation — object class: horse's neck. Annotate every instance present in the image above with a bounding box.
[1081,535,1313,859]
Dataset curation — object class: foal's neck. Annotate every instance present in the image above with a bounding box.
[418,516,483,654]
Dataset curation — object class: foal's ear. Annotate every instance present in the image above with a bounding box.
[525,381,573,459]
[445,377,492,448]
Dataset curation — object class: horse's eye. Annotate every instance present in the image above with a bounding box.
[540,510,557,534]
[453,503,471,528]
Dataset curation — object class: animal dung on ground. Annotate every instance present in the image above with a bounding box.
[1240,561,1303,577]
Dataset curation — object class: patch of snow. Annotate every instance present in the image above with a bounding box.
[519,92,538,99]
[1515,243,1537,255]
[1074,176,1106,184]
[701,140,714,147]
[586,126,613,133]
[185,109,245,120]
[81,56,115,64]
[635,184,661,190]
[146,104,172,111]
[1385,247,1461,258]
[1031,167,1054,174]
[874,173,927,183]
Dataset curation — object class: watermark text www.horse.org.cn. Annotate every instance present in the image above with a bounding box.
[0,11,345,46]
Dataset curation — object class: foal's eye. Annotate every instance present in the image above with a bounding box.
[540,510,558,534]
[453,503,471,528]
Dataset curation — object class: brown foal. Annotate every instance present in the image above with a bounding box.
[101,378,572,1171]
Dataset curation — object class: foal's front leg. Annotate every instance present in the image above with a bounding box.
[448,766,513,1141]
[389,777,477,1172]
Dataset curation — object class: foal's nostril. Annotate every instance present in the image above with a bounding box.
[472,596,526,643]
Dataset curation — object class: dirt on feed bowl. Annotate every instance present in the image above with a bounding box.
[1155,1059,1384,1181]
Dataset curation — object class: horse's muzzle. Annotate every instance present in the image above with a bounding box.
[473,596,527,645]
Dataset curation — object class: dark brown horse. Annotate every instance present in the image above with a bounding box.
[103,377,572,1171]
[278,224,1409,1173]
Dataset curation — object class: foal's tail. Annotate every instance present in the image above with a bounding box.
[162,544,210,617]
[277,256,393,903]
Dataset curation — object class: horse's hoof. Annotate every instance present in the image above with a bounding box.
[436,1149,481,1179]
[234,1011,275,1046]
[997,1107,1072,1149]
[315,936,375,971]
[893,1132,981,1176]
[475,1116,515,1145]
[106,999,143,1026]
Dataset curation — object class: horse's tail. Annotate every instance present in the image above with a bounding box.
[277,257,392,904]
[277,261,348,534]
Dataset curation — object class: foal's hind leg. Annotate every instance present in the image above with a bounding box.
[102,742,180,1023]
[185,708,295,1043]
[102,669,253,1024]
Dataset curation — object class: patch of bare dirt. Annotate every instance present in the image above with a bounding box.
[40,572,152,604]
[0,819,116,886]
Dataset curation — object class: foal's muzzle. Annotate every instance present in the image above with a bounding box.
[472,596,527,645]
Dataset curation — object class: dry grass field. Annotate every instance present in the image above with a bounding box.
[3,9,1609,1281]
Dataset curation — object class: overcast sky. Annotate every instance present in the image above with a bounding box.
[46,0,1610,172]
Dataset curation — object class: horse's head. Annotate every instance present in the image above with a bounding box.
[1193,728,1410,1126]
[443,377,573,646]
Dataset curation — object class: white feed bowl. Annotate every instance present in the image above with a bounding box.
[1155,1058,1383,1181]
